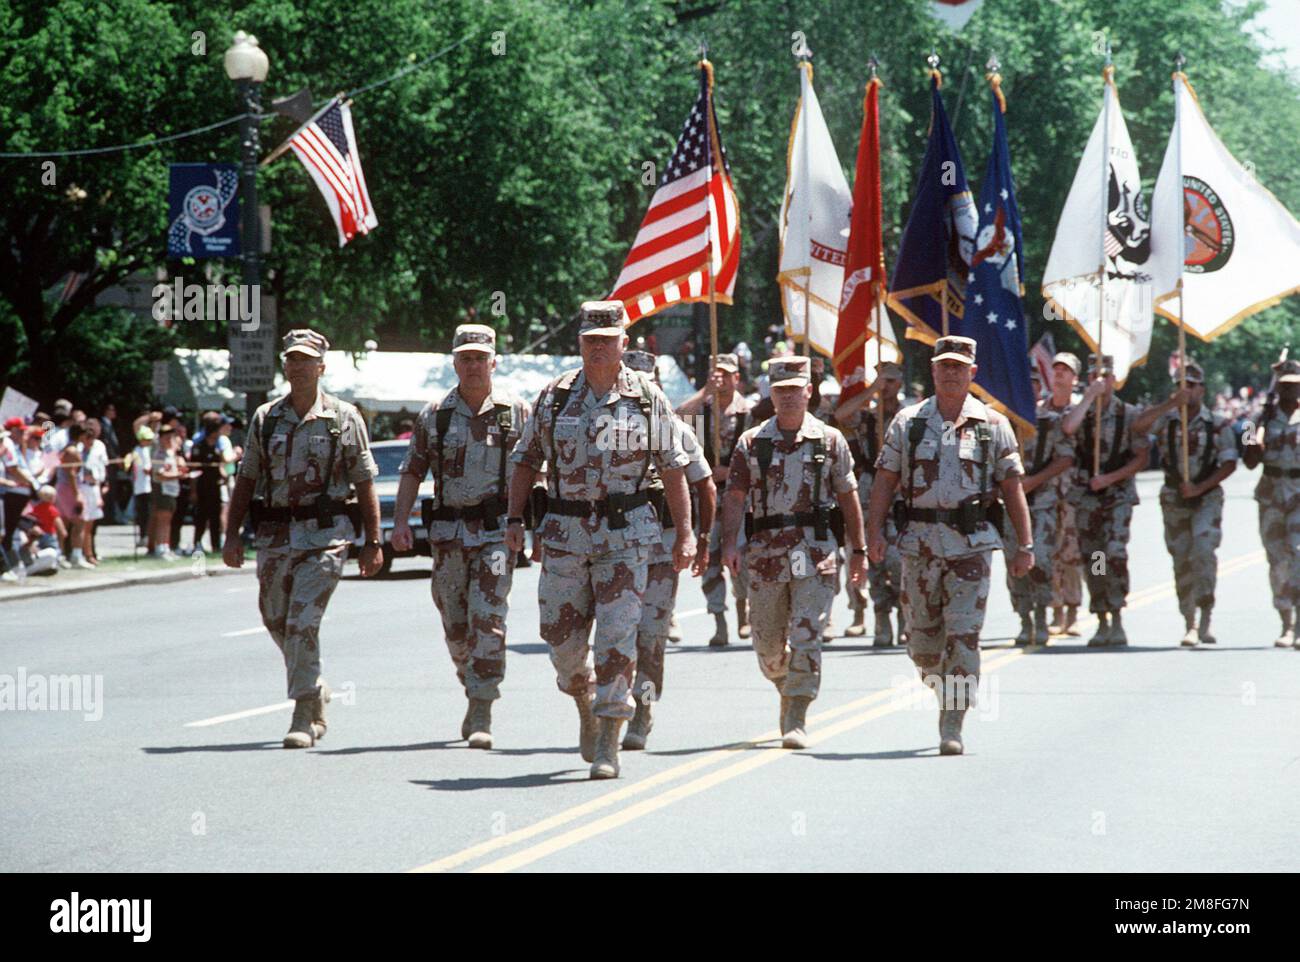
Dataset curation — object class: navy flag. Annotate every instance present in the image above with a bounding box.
[965,79,1036,431]
[886,72,977,342]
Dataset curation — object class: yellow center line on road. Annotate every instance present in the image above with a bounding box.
[410,548,1267,873]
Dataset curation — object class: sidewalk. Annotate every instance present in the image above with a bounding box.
[0,525,254,603]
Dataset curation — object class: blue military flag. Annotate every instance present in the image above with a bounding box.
[965,80,1037,431]
[886,72,977,342]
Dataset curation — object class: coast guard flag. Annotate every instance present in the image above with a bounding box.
[777,61,854,357]
[965,83,1036,430]
[1041,69,1152,383]
[1150,72,1300,340]
[887,73,976,344]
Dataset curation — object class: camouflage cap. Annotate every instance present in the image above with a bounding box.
[769,356,811,387]
[714,353,740,373]
[1052,352,1082,376]
[932,336,977,365]
[1273,357,1300,384]
[452,323,496,354]
[577,300,627,337]
[623,350,656,373]
[877,361,904,381]
[1088,353,1115,375]
[1173,359,1204,384]
[282,328,330,358]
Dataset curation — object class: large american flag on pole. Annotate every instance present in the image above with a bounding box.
[611,63,740,324]
[289,98,378,247]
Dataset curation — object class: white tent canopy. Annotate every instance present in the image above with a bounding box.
[168,348,698,415]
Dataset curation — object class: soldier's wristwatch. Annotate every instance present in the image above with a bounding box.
[364,539,382,548]
[506,517,525,527]
[1017,543,1034,553]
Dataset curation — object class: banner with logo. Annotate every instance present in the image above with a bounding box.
[167,163,241,258]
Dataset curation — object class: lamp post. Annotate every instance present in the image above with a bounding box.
[224,31,269,418]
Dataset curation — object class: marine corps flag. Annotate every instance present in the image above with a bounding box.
[834,73,900,419]
[964,74,1036,431]
[1041,65,1152,384]
[778,60,853,357]
[887,69,976,344]
[1150,70,1300,339]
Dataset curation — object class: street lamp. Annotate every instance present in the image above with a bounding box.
[224,31,269,418]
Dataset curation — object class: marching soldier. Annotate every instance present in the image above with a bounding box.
[1001,368,1075,646]
[836,362,906,646]
[622,350,715,750]
[505,302,694,780]
[1242,356,1300,648]
[223,329,382,748]
[1046,353,1084,636]
[720,356,867,750]
[866,336,1033,756]
[1132,360,1238,646]
[391,324,529,748]
[677,353,751,646]
[1060,354,1149,647]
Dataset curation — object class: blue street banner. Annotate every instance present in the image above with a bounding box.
[886,73,976,343]
[966,80,1037,431]
[167,163,240,258]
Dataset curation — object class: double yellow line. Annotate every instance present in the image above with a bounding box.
[410,548,1265,873]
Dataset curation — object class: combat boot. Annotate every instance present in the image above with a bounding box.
[1180,616,1200,647]
[667,614,682,644]
[622,700,653,751]
[1273,609,1295,648]
[822,621,835,644]
[845,606,867,637]
[778,692,791,735]
[590,717,624,779]
[1109,611,1128,646]
[1014,612,1034,646]
[465,698,493,750]
[1087,611,1111,648]
[283,698,316,749]
[709,612,729,648]
[896,608,909,647]
[873,609,893,648]
[1197,607,1216,645]
[1064,604,1081,636]
[1048,606,1065,635]
[939,708,966,755]
[574,693,598,762]
[736,599,751,639]
[1033,606,1051,646]
[782,696,811,750]
[309,684,331,741]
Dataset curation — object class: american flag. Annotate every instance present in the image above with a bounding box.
[289,98,378,247]
[610,64,740,324]
[1030,332,1057,388]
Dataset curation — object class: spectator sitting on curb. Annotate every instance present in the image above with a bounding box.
[16,485,69,576]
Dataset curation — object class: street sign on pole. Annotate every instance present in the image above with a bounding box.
[228,294,277,394]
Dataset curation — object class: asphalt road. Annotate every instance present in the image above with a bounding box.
[2,468,1297,873]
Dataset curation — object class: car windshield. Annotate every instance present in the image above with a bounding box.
[372,444,408,481]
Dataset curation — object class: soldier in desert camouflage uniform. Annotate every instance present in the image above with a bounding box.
[866,336,1033,756]
[720,357,867,750]
[1061,354,1150,647]
[1000,367,1075,646]
[505,302,694,780]
[1045,353,1084,636]
[621,350,715,750]
[1133,360,1238,646]
[391,324,529,749]
[223,329,382,748]
[837,361,905,646]
[676,353,751,646]
[1243,356,1300,648]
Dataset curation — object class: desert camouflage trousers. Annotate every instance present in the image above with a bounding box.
[1075,494,1134,613]
[539,545,649,720]
[431,540,515,701]
[748,572,836,700]
[1051,494,1083,607]
[1259,489,1300,612]
[256,542,347,700]
[1000,501,1057,614]
[901,547,990,704]
[635,559,681,704]
[1159,486,1224,619]
[702,515,748,613]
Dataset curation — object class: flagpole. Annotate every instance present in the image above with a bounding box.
[1094,49,1113,477]
[927,52,949,339]
[702,46,723,464]
[1174,53,1190,485]
[869,56,885,450]
[798,55,814,359]
[260,94,342,168]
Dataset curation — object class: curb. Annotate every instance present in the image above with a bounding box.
[0,564,255,603]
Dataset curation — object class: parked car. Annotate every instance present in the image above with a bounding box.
[348,439,432,575]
